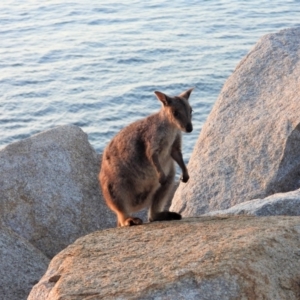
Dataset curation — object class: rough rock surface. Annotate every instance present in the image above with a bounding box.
[28,216,300,300]
[171,27,300,216]
[0,222,49,300]
[206,188,300,217]
[0,125,114,258]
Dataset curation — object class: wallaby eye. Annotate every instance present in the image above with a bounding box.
[173,110,179,117]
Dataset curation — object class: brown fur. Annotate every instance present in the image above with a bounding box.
[99,88,194,227]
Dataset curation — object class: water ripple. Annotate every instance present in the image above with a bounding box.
[1,0,300,162]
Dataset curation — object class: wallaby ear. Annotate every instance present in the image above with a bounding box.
[179,87,194,101]
[154,91,171,106]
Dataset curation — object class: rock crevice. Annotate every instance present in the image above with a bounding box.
[267,122,300,195]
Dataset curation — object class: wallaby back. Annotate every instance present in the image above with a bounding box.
[99,88,194,227]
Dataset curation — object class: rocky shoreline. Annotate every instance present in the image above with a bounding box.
[1,27,300,299]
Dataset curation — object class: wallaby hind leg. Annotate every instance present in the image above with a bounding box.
[102,181,143,227]
[116,211,143,227]
[148,168,181,222]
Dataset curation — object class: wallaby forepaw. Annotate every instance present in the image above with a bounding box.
[124,217,143,227]
[149,211,182,222]
[181,173,189,183]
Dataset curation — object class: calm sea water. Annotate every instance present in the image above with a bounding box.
[1,1,300,162]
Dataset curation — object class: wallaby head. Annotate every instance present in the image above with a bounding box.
[154,88,194,133]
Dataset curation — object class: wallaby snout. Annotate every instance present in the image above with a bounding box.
[186,123,193,133]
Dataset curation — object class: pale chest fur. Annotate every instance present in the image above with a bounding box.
[157,127,180,169]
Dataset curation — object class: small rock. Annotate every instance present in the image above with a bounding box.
[205,188,300,216]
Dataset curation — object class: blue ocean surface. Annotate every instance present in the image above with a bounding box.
[1,0,300,162]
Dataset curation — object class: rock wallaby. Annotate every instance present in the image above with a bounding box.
[99,88,194,227]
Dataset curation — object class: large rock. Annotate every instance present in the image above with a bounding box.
[0,125,114,258]
[171,27,300,216]
[0,223,49,300]
[206,188,300,217]
[28,216,300,299]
